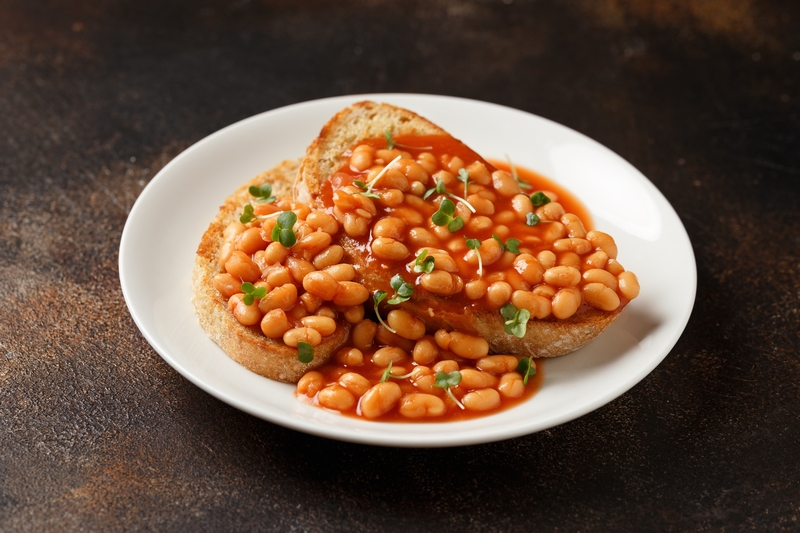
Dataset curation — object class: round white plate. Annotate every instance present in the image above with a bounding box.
[119,94,696,447]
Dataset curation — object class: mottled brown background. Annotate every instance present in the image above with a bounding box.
[1,0,799,531]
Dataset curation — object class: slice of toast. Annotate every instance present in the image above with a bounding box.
[294,101,627,359]
[193,159,349,383]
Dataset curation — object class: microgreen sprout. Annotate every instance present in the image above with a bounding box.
[413,249,436,274]
[431,198,465,233]
[384,129,432,151]
[240,282,267,306]
[530,191,551,207]
[248,183,276,203]
[457,168,471,200]
[373,290,395,333]
[505,154,532,190]
[387,274,414,305]
[423,177,476,213]
[297,341,314,364]
[379,361,414,383]
[492,234,521,255]
[517,356,537,386]
[356,155,402,198]
[271,211,298,248]
[500,303,531,338]
[240,204,257,223]
[525,212,540,226]
[434,370,465,410]
[465,237,483,277]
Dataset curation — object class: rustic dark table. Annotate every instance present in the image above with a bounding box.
[2,1,799,531]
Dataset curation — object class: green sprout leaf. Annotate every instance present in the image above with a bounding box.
[240,204,256,224]
[248,183,276,203]
[517,357,537,386]
[492,234,520,255]
[413,249,436,274]
[380,360,413,382]
[384,129,395,150]
[354,180,380,199]
[423,177,448,200]
[530,191,551,207]
[434,370,465,410]
[500,303,530,338]
[271,211,298,248]
[297,341,314,364]
[240,282,267,306]
[387,274,414,305]
[431,198,465,232]
[525,212,540,226]
[465,237,483,277]
[457,168,471,200]
[373,290,395,333]
[505,154,532,190]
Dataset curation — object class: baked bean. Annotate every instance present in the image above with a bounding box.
[432,169,455,187]
[510,194,534,220]
[259,217,278,243]
[218,241,235,269]
[459,369,498,389]
[412,336,439,365]
[561,213,587,238]
[455,201,473,225]
[467,194,494,216]
[505,269,530,291]
[299,292,322,313]
[429,252,458,273]
[263,241,291,264]
[537,250,556,270]
[286,256,316,284]
[584,250,609,270]
[378,169,409,191]
[342,212,369,237]
[338,372,371,397]
[498,372,526,399]
[297,371,324,396]
[295,231,332,259]
[324,263,356,281]
[395,158,429,183]
[342,305,365,324]
[258,283,298,313]
[390,206,424,226]
[371,237,409,261]
[467,216,493,233]
[224,251,261,282]
[293,222,312,239]
[544,265,581,287]
[408,227,438,248]
[416,152,438,174]
[333,281,369,307]
[540,221,566,242]
[312,245,344,269]
[445,155,465,173]
[372,346,408,367]
[300,315,337,336]
[305,211,339,236]
[494,210,516,225]
[260,308,292,338]
[617,271,640,299]
[213,273,241,299]
[376,325,416,352]
[375,148,411,162]
[291,203,312,221]
[536,201,566,221]
[493,225,511,240]
[551,287,582,319]
[283,327,322,347]
[587,230,618,259]
[398,393,446,418]
[511,290,551,319]
[287,305,308,321]
[553,237,592,254]
[477,355,520,375]
[336,347,364,366]
[351,319,377,351]
[583,282,621,311]
[557,252,582,269]
[532,284,557,299]
[303,270,340,301]
[315,306,336,319]
[318,385,356,411]
[409,181,427,197]
[486,281,513,309]
[583,268,618,290]
[266,265,293,288]
[376,189,404,208]
[448,331,489,359]
[359,382,402,419]
[223,221,246,241]
[463,388,501,411]
[514,254,544,285]
[491,170,521,197]
[420,271,456,295]
[373,216,405,240]
[434,329,451,350]
[387,310,426,340]
[606,258,625,276]
[465,238,504,269]
[235,226,269,255]
[464,279,487,300]
[433,360,459,373]
[228,293,262,326]
[350,145,374,171]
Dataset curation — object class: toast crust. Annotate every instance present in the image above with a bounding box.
[192,159,349,383]
[295,101,626,359]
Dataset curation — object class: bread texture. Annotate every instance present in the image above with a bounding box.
[192,159,349,383]
[294,101,626,359]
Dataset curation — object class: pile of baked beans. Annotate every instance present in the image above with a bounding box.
[212,134,639,421]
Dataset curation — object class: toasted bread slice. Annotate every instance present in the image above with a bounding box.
[193,159,349,383]
[294,101,626,359]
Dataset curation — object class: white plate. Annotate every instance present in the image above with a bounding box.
[119,94,696,447]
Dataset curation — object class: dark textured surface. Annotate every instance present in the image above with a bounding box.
[2,0,799,531]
